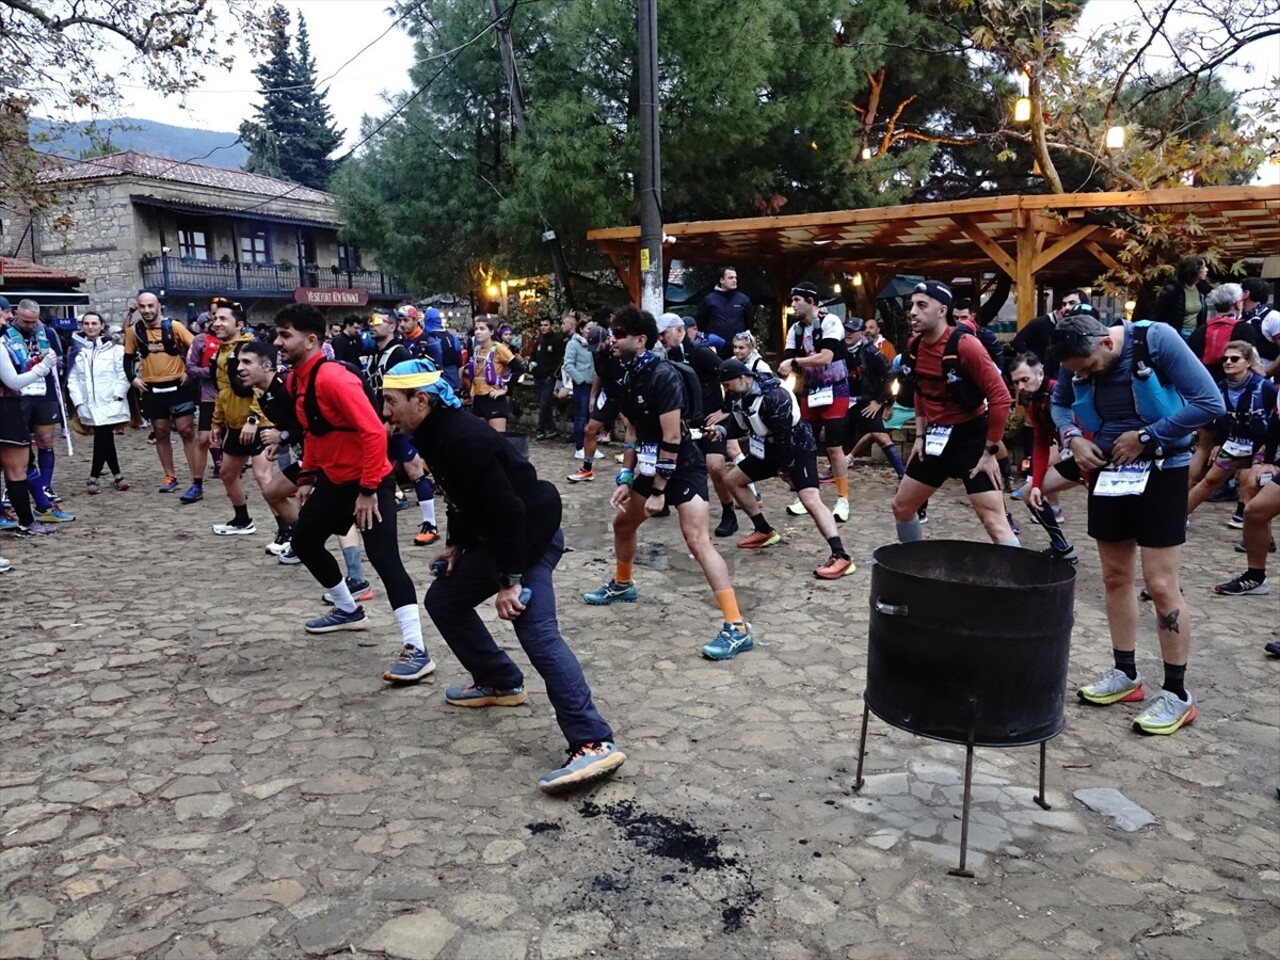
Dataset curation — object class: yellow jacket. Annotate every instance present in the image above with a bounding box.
[211,334,269,432]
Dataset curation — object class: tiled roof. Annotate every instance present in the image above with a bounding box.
[39,150,335,205]
[1,257,85,285]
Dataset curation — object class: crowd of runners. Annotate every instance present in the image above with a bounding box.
[1,259,1278,789]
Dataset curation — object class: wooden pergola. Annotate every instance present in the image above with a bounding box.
[587,185,1280,330]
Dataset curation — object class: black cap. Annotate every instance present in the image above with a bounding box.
[790,281,821,301]
[717,358,754,382]
[843,316,865,332]
[1065,302,1100,319]
[913,280,953,307]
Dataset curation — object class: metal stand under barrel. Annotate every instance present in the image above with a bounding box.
[852,699,1053,878]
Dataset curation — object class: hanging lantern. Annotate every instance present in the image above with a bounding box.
[1013,97,1032,123]
[1105,126,1126,150]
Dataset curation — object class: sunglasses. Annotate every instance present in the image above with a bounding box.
[1223,355,1245,363]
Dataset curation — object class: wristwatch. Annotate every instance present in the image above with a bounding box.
[246,414,260,426]
[500,573,523,588]
[1138,430,1154,447]
[984,442,1000,455]
[358,485,377,497]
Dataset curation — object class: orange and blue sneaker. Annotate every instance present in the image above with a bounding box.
[538,741,626,794]
[1077,668,1145,705]
[1133,689,1196,735]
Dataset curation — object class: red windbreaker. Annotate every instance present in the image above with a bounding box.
[289,352,390,488]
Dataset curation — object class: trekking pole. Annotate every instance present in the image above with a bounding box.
[54,371,74,457]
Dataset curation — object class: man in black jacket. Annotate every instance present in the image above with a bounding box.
[696,266,753,359]
[1010,289,1084,380]
[529,316,564,439]
[382,359,625,795]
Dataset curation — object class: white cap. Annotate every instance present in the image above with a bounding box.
[656,312,684,333]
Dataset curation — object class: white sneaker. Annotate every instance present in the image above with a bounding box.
[0,556,11,574]
[212,522,257,536]
[786,498,806,516]
[574,449,585,459]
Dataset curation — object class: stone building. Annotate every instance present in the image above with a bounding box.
[1,150,410,326]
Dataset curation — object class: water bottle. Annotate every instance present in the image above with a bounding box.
[430,557,448,577]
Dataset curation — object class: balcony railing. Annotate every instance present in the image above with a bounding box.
[139,257,409,298]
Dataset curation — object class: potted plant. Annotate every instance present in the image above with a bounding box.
[277,258,295,271]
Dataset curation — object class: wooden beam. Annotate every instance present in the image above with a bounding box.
[1015,211,1037,330]
[952,218,1017,276]
[1083,240,1123,274]
[1032,224,1101,273]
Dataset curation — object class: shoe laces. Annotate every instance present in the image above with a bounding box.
[567,741,607,761]
[396,645,420,663]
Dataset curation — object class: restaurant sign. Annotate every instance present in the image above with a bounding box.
[294,287,369,307]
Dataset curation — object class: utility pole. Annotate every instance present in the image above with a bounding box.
[637,0,663,315]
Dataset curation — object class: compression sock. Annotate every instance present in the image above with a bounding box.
[37,447,54,492]
[1114,648,1138,680]
[826,535,848,558]
[998,456,1012,492]
[233,504,251,526]
[1162,662,1188,700]
[895,517,923,543]
[615,560,633,585]
[881,442,906,478]
[342,545,365,584]
[8,477,35,526]
[715,588,743,625]
[751,513,772,535]
[998,536,1021,547]
[414,476,436,525]
[324,579,358,614]
[834,475,849,498]
[26,467,52,511]
[394,605,426,653]
[1028,503,1071,551]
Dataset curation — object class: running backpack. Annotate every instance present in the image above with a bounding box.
[133,318,181,357]
[297,358,379,437]
[904,327,990,412]
[1200,314,1238,367]
[667,357,705,427]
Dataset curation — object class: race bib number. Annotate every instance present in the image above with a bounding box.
[749,435,766,459]
[1094,461,1151,497]
[924,424,952,457]
[637,442,658,478]
[807,385,834,408]
[1221,436,1254,458]
[596,390,607,411]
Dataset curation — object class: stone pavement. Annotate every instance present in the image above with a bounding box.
[2,433,1278,960]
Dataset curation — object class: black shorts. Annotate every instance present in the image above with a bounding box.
[1053,457,1083,485]
[141,381,196,422]
[220,428,265,459]
[698,434,728,458]
[905,416,997,495]
[849,406,886,439]
[197,400,215,432]
[631,465,709,507]
[590,387,622,428]
[20,397,61,429]
[0,397,28,446]
[472,394,510,422]
[738,448,820,491]
[1087,464,1188,548]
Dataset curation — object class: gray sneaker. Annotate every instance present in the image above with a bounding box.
[14,520,58,537]
[1077,667,1145,705]
[1133,689,1196,735]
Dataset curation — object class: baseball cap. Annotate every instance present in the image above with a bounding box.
[913,280,953,307]
[1064,302,1101,320]
[717,358,754,381]
[0,296,10,311]
[843,316,865,332]
[656,312,684,333]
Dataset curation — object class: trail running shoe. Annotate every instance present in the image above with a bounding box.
[113,477,130,491]
[1213,573,1270,596]
[814,554,856,579]
[265,531,291,555]
[212,520,256,536]
[737,530,781,549]
[701,622,754,661]
[582,579,637,605]
[86,479,100,495]
[785,498,806,516]
[714,512,739,538]
[1265,640,1280,658]
[0,556,9,574]
[818,471,835,484]
[179,482,203,503]
[567,468,594,483]
[1078,668,1145,705]
[832,497,850,523]
[538,741,626,794]
[14,521,57,537]
[917,505,929,524]
[44,486,61,504]
[323,578,374,604]
[445,683,527,707]
[159,475,178,492]
[1133,689,1196,735]
[35,507,76,523]
[1006,512,1021,535]
[414,522,439,545]
[304,605,369,634]
[0,517,16,531]
[278,545,302,565]
[1235,538,1277,553]
[1228,509,1245,529]
[1041,545,1078,564]
[383,645,436,683]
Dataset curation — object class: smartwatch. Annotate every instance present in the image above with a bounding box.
[500,573,523,588]
[984,442,1000,455]
[1138,430,1154,447]
[358,485,377,497]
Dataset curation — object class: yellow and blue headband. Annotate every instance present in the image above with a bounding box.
[384,359,461,408]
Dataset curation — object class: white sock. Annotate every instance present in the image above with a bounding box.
[394,604,425,652]
[419,499,436,526]
[326,579,357,613]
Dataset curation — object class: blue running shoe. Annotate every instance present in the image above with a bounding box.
[383,645,436,683]
[445,683,527,707]
[538,741,626,794]
[35,507,76,523]
[304,605,369,634]
[179,482,203,504]
[700,622,754,661]
[0,517,17,531]
[582,579,637,605]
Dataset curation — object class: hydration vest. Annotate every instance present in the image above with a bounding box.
[1069,321,1186,434]
[903,327,987,411]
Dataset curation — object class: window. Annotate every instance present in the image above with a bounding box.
[239,230,270,264]
[177,224,210,260]
[337,244,361,271]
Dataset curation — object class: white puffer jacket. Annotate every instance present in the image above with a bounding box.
[68,338,129,426]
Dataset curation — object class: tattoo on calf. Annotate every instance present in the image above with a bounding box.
[1157,609,1181,634]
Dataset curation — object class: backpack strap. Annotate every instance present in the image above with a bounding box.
[133,319,150,358]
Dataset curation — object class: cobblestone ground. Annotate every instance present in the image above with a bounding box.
[2,432,1278,960]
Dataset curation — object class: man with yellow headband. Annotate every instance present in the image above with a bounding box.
[382,358,625,795]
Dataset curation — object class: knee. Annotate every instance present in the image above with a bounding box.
[1100,565,1132,593]
[890,496,914,522]
[1143,575,1181,608]
[218,460,236,483]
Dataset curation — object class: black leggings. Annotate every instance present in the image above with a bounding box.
[290,472,417,609]
[91,425,121,478]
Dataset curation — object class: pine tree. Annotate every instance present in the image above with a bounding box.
[290,14,344,189]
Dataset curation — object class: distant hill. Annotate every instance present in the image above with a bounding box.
[29,117,248,170]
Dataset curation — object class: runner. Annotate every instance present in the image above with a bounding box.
[123,292,202,494]
[1049,308,1224,735]
[581,307,753,661]
[273,303,432,682]
[568,312,625,484]
[731,332,771,374]
[842,317,905,483]
[392,307,444,544]
[710,358,855,579]
[0,310,59,537]
[463,317,518,434]
[1214,378,1279,597]
[182,296,232,504]
[891,281,1018,545]
[383,358,626,793]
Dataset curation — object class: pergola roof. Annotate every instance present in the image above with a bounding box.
[587,185,1280,323]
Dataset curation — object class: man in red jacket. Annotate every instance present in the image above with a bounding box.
[274,304,434,683]
[891,280,1019,545]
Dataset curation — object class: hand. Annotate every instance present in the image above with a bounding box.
[495,584,527,621]
[297,482,313,508]
[264,444,278,463]
[861,401,883,419]
[260,427,281,446]
[178,370,189,385]
[132,377,148,393]
[1110,430,1147,466]
[1068,436,1106,471]
[644,492,665,517]
[239,422,257,445]
[1028,486,1044,511]
[609,484,631,510]
[778,359,793,377]
[491,386,507,398]
[705,410,728,426]
[969,450,1002,488]
[354,491,381,531]
[432,545,461,576]
[907,437,923,467]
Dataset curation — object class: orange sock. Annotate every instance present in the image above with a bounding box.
[835,475,848,498]
[615,560,633,585]
[715,588,742,625]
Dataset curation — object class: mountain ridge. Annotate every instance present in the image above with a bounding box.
[30,117,248,170]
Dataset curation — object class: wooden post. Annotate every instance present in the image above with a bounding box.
[1014,210,1039,330]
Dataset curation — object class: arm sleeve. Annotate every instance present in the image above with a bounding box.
[0,347,46,391]
[1147,322,1226,443]
[958,336,1011,442]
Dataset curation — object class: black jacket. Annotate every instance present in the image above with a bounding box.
[1154,281,1209,331]
[1010,314,1059,378]
[530,331,564,379]
[697,287,753,358]
[411,405,561,580]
